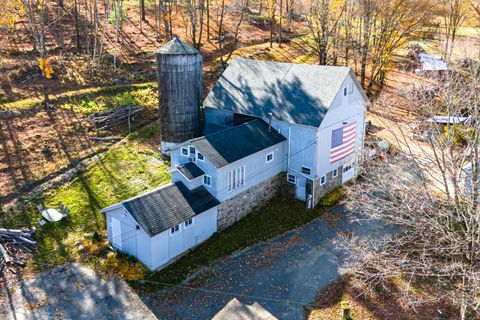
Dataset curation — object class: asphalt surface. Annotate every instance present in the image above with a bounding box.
[143,205,394,320]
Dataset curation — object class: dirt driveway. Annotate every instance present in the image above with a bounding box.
[142,206,394,320]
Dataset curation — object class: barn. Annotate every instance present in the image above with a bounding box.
[101,182,219,270]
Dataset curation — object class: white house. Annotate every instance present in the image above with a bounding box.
[103,53,369,271]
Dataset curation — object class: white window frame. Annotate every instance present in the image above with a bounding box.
[204,175,212,186]
[184,218,194,229]
[197,152,204,161]
[189,146,196,156]
[332,168,338,178]
[320,175,326,185]
[287,174,296,184]
[170,224,180,235]
[181,147,188,156]
[301,166,311,175]
[228,165,245,192]
[266,152,274,164]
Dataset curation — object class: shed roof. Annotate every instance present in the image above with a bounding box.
[419,54,448,71]
[204,58,366,127]
[187,119,286,168]
[156,37,199,55]
[122,182,219,237]
[177,162,205,180]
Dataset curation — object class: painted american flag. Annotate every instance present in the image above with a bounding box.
[330,122,356,163]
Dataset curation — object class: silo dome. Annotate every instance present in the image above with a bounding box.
[155,38,203,155]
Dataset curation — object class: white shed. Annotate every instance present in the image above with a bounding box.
[101,182,220,270]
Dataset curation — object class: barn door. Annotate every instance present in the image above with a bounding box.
[111,217,122,250]
[342,161,356,184]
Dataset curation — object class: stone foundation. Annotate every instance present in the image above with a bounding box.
[217,173,285,231]
[313,165,343,207]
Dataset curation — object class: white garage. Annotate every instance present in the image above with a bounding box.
[102,182,220,270]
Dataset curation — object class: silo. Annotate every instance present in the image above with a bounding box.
[155,38,203,155]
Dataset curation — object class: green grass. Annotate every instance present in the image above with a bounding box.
[0,82,157,111]
[0,121,169,270]
[136,186,344,293]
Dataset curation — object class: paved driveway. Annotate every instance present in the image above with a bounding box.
[143,205,394,320]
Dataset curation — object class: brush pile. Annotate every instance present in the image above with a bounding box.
[0,228,36,276]
[88,105,141,131]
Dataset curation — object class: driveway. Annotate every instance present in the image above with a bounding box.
[143,205,394,320]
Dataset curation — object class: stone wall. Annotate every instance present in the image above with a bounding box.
[312,165,343,207]
[217,173,285,231]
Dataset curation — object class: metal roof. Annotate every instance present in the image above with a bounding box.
[177,162,205,180]
[122,182,219,237]
[156,37,199,55]
[189,119,286,168]
[204,58,364,127]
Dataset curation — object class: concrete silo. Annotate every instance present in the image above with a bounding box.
[155,38,203,155]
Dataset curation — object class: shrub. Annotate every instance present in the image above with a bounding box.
[103,252,148,280]
[318,187,344,207]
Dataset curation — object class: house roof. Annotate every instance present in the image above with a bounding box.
[204,58,367,127]
[122,182,219,237]
[187,119,286,168]
[177,162,205,180]
[419,54,448,71]
[155,37,199,55]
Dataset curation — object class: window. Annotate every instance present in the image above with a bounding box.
[189,146,196,155]
[343,87,348,96]
[184,218,193,228]
[332,168,338,178]
[344,164,353,173]
[287,174,296,184]
[181,147,188,156]
[170,224,180,235]
[320,175,326,185]
[349,83,354,94]
[266,152,274,164]
[301,167,311,175]
[228,165,245,191]
[197,153,204,161]
[204,175,212,186]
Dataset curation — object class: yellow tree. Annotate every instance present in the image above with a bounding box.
[0,0,24,29]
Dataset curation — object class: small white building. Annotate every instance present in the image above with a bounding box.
[101,182,219,270]
[417,53,448,73]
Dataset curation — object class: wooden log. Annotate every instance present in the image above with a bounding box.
[0,244,11,264]
[17,236,36,245]
[89,137,122,142]
[0,229,23,237]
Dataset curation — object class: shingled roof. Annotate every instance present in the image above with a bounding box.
[122,182,219,237]
[177,162,205,180]
[155,37,199,55]
[204,58,367,127]
[188,119,286,168]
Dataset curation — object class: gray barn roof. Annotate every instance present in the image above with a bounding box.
[123,182,219,237]
[156,37,199,55]
[189,119,286,168]
[204,58,364,127]
[177,162,205,180]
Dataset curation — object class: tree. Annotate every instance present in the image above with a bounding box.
[439,0,468,62]
[342,68,480,320]
[187,0,205,49]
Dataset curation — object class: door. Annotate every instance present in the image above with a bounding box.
[111,217,122,250]
[169,227,184,258]
[342,161,356,184]
[184,224,195,249]
[295,178,306,201]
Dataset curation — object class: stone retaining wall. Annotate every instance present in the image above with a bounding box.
[217,173,285,231]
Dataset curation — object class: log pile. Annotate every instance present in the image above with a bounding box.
[88,105,141,131]
[0,228,36,276]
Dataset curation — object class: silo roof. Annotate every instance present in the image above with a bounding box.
[156,38,199,55]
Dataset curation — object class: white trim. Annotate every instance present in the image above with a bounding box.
[181,147,189,156]
[184,218,194,229]
[266,151,274,164]
[197,152,205,161]
[170,224,181,236]
[189,146,196,156]
[301,166,311,175]
[228,165,245,192]
[320,175,326,186]
[287,174,296,184]
[204,175,212,186]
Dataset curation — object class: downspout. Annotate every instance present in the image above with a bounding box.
[287,126,291,172]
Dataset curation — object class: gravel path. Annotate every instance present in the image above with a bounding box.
[143,205,394,320]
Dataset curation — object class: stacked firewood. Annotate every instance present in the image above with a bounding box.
[88,105,141,131]
[0,228,36,276]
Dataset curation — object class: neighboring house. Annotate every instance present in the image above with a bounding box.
[103,45,369,270]
[417,53,448,73]
[203,58,369,205]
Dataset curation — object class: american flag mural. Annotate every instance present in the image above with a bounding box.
[330,122,356,163]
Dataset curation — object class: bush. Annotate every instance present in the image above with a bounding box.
[318,187,344,207]
[103,252,148,280]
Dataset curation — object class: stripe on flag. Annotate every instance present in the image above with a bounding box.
[330,122,356,163]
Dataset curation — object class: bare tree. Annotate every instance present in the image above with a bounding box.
[439,0,468,62]
[342,68,480,320]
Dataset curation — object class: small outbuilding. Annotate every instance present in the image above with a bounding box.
[417,53,448,73]
[101,182,220,270]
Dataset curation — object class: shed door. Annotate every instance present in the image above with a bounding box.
[342,161,356,184]
[111,217,122,250]
[184,225,195,249]
[169,230,184,258]
[295,178,306,201]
